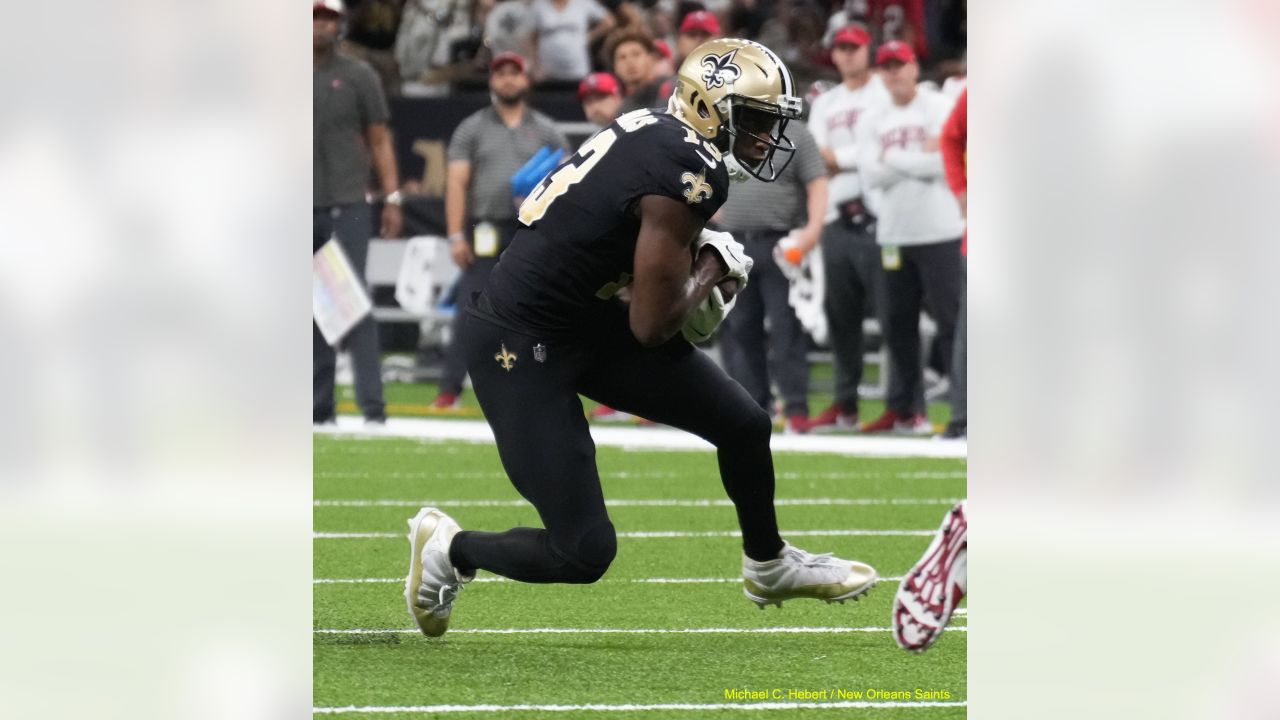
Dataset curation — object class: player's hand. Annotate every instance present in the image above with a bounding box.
[681,284,736,343]
[695,229,753,289]
[381,204,403,239]
[451,236,475,269]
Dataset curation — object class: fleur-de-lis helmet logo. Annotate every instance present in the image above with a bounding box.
[700,50,741,90]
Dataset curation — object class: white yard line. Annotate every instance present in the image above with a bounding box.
[315,470,967,481]
[313,576,908,584]
[315,626,968,636]
[314,700,967,714]
[314,529,935,539]
[314,498,962,508]
[316,416,967,459]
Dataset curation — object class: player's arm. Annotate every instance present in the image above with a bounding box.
[445,160,474,267]
[629,195,724,348]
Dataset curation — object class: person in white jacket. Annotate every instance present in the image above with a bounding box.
[805,23,893,432]
[856,40,964,434]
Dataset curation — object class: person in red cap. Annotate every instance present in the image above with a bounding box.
[578,72,623,128]
[674,10,721,68]
[313,0,402,426]
[431,51,570,410]
[855,40,965,435]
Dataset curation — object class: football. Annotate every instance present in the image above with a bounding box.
[717,277,741,302]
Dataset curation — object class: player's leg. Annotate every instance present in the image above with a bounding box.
[718,239,771,411]
[331,202,387,422]
[577,329,781,560]
[578,333,877,606]
[451,312,616,584]
[406,312,616,636]
[437,256,499,403]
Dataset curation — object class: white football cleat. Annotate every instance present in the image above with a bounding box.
[893,501,967,652]
[742,542,878,608]
[405,507,473,637]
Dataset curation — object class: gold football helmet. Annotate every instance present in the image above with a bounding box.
[669,38,803,182]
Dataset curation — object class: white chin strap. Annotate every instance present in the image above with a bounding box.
[724,154,752,184]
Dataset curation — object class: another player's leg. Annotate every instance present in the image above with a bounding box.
[892,500,967,652]
[578,325,876,608]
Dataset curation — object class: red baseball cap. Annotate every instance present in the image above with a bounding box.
[876,40,917,66]
[654,39,673,60]
[680,11,720,36]
[313,0,344,17]
[832,25,870,48]
[577,72,621,101]
[490,51,527,74]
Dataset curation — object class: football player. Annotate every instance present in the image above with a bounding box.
[405,39,879,637]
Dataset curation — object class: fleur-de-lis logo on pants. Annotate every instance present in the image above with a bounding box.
[494,343,517,371]
[700,50,741,90]
[682,169,713,205]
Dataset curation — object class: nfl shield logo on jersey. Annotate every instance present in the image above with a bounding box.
[533,343,547,363]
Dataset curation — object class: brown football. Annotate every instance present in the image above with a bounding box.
[717,277,741,302]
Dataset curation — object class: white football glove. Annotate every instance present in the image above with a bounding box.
[695,229,753,289]
[681,284,736,344]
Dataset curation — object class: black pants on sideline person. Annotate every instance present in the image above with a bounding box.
[448,299,784,583]
[313,203,386,423]
[439,220,516,397]
[948,257,967,434]
[821,219,896,416]
[881,238,964,418]
[719,231,811,418]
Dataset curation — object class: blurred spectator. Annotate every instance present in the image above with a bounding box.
[673,9,720,66]
[342,0,407,97]
[653,38,675,76]
[314,0,402,424]
[727,0,769,39]
[608,29,665,112]
[938,87,966,439]
[434,52,569,408]
[648,10,720,101]
[485,0,536,61]
[530,0,615,81]
[647,0,680,47]
[824,0,928,62]
[717,123,829,435]
[855,41,962,434]
[805,23,893,432]
[396,0,479,94]
[578,72,623,127]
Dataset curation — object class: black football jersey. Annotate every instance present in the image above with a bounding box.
[479,109,731,334]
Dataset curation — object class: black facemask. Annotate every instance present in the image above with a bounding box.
[725,104,796,182]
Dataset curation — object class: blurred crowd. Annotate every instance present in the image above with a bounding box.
[334,0,965,96]
[315,0,968,439]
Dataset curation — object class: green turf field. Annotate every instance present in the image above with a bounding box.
[315,435,966,717]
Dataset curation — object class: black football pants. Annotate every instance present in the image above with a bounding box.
[448,303,784,584]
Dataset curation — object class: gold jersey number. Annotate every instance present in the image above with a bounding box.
[518,110,658,226]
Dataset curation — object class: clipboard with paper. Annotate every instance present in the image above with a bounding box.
[313,237,373,346]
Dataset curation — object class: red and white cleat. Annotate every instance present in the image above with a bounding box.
[893,500,967,653]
